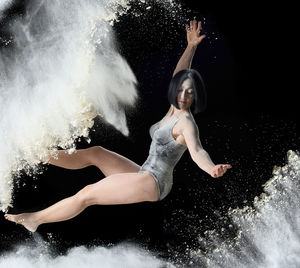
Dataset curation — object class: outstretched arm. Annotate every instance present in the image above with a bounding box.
[182,119,232,178]
[172,20,206,77]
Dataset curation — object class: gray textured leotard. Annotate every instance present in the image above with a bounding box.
[139,116,187,200]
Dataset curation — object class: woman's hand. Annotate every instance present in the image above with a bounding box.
[209,164,232,178]
[186,20,206,47]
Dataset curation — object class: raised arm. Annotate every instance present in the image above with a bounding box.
[172,20,206,77]
[182,118,231,178]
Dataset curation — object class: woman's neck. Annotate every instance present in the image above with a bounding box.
[170,105,190,117]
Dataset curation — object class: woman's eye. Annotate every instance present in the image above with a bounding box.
[178,89,193,94]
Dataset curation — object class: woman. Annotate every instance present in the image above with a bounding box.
[4,20,231,232]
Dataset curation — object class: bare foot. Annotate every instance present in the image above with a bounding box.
[4,213,39,232]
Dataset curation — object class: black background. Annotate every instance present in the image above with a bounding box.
[0,0,298,261]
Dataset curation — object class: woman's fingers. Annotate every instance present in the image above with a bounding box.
[220,166,225,175]
[218,166,222,175]
[193,19,197,30]
[186,20,206,45]
[197,21,201,32]
[212,164,232,178]
[222,164,232,174]
[220,164,232,175]
[187,20,204,36]
[188,20,198,31]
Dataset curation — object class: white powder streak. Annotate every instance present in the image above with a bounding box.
[192,151,300,267]
[0,235,171,268]
[0,0,137,210]
[0,0,13,20]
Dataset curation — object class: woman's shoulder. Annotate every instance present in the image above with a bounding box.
[178,113,198,130]
[180,113,196,123]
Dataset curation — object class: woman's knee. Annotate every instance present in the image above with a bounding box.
[86,146,104,166]
[75,184,95,207]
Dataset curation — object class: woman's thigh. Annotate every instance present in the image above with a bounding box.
[80,172,158,205]
[88,146,141,177]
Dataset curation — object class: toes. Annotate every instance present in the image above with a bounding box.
[17,218,25,224]
[4,214,16,222]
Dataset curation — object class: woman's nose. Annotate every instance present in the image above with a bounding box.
[180,90,186,99]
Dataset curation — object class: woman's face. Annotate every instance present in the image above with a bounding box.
[177,78,195,111]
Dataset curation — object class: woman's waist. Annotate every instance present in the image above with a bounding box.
[141,154,177,171]
[147,146,185,163]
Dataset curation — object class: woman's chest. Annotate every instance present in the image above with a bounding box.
[153,120,186,146]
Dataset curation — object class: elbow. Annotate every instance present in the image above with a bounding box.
[191,148,207,163]
[190,148,203,162]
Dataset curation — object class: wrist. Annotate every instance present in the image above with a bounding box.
[187,43,198,50]
[207,165,216,175]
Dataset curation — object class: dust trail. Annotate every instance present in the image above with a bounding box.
[0,0,138,211]
[0,0,13,20]
[190,150,300,267]
[0,233,172,268]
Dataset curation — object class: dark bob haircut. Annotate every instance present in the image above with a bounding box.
[167,69,207,114]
